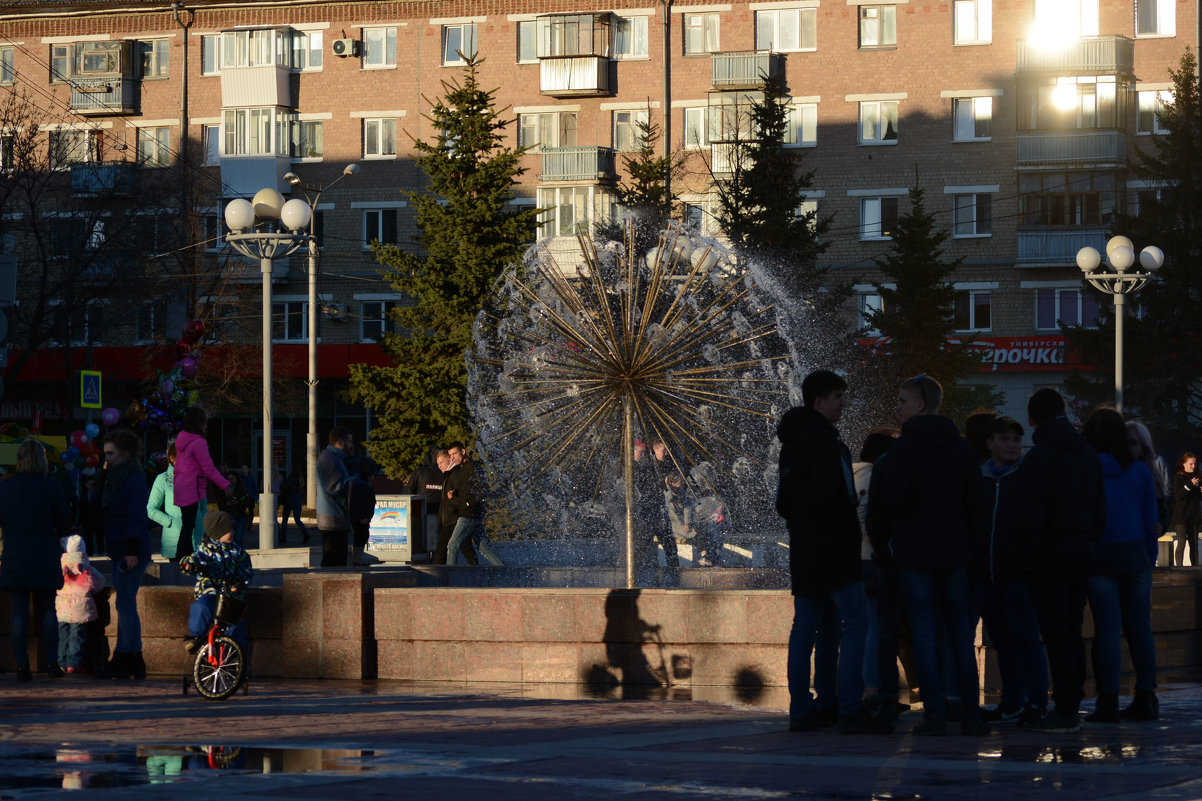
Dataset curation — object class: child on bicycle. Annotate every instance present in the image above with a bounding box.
[179,509,252,652]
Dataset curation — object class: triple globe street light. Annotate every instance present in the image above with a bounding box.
[1076,236,1164,413]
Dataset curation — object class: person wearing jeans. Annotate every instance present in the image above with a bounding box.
[443,444,504,567]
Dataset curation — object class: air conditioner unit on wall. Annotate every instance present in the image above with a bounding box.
[332,38,360,57]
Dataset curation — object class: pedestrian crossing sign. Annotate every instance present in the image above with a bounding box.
[80,370,102,409]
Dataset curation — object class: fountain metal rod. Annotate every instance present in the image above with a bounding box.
[624,394,636,589]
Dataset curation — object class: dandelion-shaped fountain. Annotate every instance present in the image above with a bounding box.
[471,224,800,588]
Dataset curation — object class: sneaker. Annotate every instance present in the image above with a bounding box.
[1024,709,1081,734]
[184,636,204,654]
[912,718,948,736]
[983,703,1023,723]
[1016,705,1047,728]
[836,709,896,735]
[1120,690,1159,722]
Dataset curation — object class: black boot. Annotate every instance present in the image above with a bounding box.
[129,651,147,680]
[1085,693,1120,723]
[95,652,129,680]
[1120,690,1159,721]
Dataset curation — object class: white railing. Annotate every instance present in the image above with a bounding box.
[1017,229,1107,264]
[540,147,615,181]
[1016,35,1134,74]
[70,77,137,115]
[539,56,609,96]
[711,52,783,89]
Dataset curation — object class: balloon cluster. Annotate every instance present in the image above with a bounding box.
[60,426,101,474]
[126,320,206,434]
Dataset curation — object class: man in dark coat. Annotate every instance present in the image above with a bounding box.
[776,369,890,734]
[1019,388,1105,734]
[868,374,985,736]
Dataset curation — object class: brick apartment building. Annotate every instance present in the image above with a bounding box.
[0,0,1194,467]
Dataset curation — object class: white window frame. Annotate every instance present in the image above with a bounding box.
[951,193,992,238]
[859,100,899,144]
[613,109,649,151]
[363,207,400,247]
[859,196,900,240]
[48,129,99,170]
[223,108,292,157]
[613,15,649,59]
[755,7,817,53]
[1034,287,1099,331]
[47,301,104,347]
[363,27,398,68]
[858,5,897,48]
[518,111,578,152]
[0,46,14,85]
[953,287,993,333]
[137,126,171,167]
[953,96,991,141]
[684,12,721,54]
[292,119,324,161]
[291,29,323,71]
[855,285,890,335]
[684,106,711,148]
[1135,0,1175,37]
[359,296,402,342]
[140,39,170,79]
[442,23,478,66]
[1031,0,1098,42]
[221,29,285,69]
[1137,90,1171,134]
[517,20,538,63]
[272,297,311,343]
[536,185,612,240]
[363,117,398,159]
[200,35,219,75]
[202,125,220,165]
[953,0,991,45]
[783,102,817,147]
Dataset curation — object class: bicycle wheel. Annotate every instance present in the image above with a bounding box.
[192,636,245,701]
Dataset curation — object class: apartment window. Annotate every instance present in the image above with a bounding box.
[50,303,104,346]
[224,108,289,156]
[137,127,170,167]
[49,130,98,169]
[859,6,897,48]
[203,125,220,164]
[860,197,899,240]
[1136,0,1175,36]
[135,301,169,344]
[140,39,169,78]
[364,208,399,246]
[443,23,478,65]
[291,120,324,159]
[684,107,711,148]
[272,300,309,342]
[684,104,749,148]
[755,8,817,52]
[1019,172,1116,227]
[1137,90,1171,134]
[953,0,991,44]
[684,203,705,232]
[536,15,610,57]
[201,35,219,74]
[684,13,720,54]
[799,197,819,233]
[859,100,898,143]
[51,44,69,82]
[953,97,991,141]
[954,290,991,332]
[363,27,397,68]
[221,29,285,68]
[1036,288,1099,330]
[537,186,611,239]
[613,110,648,151]
[0,47,13,84]
[614,16,649,58]
[1032,0,1099,40]
[1020,75,1117,131]
[859,291,884,334]
[292,30,323,70]
[361,299,399,341]
[784,103,817,146]
[519,111,577,152]
[363,118,398,158]
[952,194,991,237]
[517,20,538,63]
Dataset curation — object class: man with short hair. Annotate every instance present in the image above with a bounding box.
[1019,388,1105,734]
[444,442,504,566]
[869,375,985,736]
[777,369,891,735]
[316,425,355,567]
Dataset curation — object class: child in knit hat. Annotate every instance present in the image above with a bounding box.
[56,534,105,673]
[180,509,252,651]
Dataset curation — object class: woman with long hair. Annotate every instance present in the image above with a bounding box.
[172,406,230,560]
[96,429,152,680]
[1171,452,1200,567]
[0,439,71,680]
[1127,421,1171,530]
[147,443,185,560]
[1081,408,1160,722]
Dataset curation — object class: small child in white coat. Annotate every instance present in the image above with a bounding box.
[56,534,105,673]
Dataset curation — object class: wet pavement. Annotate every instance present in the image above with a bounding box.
[1,675,1201,799]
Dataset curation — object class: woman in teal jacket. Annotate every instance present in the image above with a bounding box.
[148,444,184,559]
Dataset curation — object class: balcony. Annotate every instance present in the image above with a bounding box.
[710,143,753,177]
[1016,228,1107,265]
[220,63,292,108]
[220,156,293,199]
[70,77,137,115]
[539,57,610,97]
[1016,35,1134,75]
[540,147,615,182]
[1017,130,1126,167]
[711,52,785,90]
[70,162,136,196]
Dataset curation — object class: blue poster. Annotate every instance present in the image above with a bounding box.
[367,495,422,562]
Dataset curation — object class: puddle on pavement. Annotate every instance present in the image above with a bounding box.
[0,746,374,791]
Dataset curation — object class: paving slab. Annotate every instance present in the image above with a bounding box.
[0,675,1200,799]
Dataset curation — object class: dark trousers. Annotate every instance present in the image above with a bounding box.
[320,527,349,567]
[280,501,307,542]
[1028,562,1087,716]
[178,503,200,560]
[9,588,58,671]
[433,522,477,565]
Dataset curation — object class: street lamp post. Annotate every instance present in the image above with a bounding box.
[1076,235,1164,413]
[283,164,359,511]
[224,188,312,550]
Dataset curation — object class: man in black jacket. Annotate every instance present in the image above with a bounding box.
[1019,388,1105,734]
[777,370,890,734]
[868,375,985,736]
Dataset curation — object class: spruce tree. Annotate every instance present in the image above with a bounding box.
[348,57,538,477]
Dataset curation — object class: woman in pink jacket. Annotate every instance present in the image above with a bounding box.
[173,406,230,559]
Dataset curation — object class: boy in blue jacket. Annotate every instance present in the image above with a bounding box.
[180,510,253,650]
